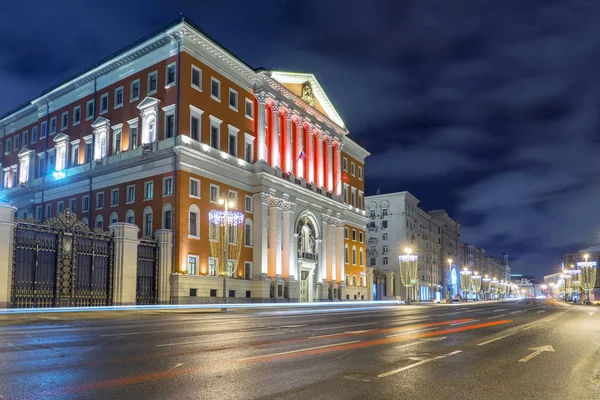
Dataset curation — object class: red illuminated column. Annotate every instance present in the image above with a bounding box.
[293,114,304,178]
[256,91,268,162]
[333,141,342,196]
[283,109,292,172]
[269,100,280,168]
[325,135,333,191]
[305,119,315,183]
[315,130,324,188]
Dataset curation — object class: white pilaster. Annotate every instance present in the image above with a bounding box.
[305,119,315,184]
[269,196,283,276]
[315,130,325,188]
[253,193,270,277]
[256,91,268,162]
[334,142,343,196]
[329,223,335,281]
[325,136,333,192]
[282,201,297,280]
[270,100,280,168]
[293,114,304,178]
[285,110,293,172]
[320,217,328,282]
[336,224,345,284]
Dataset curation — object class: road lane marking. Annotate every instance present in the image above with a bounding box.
[156,332,280,347]
[522,324,541,331]
[395,337,447,349]
[486,314,507,319]
[237,341,361,362]
[169,363,183,370]
[536,311,545,313]
[440,312,462,316]
[312,322,377,331]
[519,345,554,362]
[450,320,479,326]
[311,330,373,339]
[509,311,521,315]
[377,350,462,378]
[492,309,506,312]
[386,327,439,338]
[589,312,595,316]
[279,325,308,328]
[477,333,515,346]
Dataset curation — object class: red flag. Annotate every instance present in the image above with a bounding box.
[341,171,350,183]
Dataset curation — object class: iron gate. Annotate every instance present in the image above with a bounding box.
[11,209,113,308]
[136,239,158,305]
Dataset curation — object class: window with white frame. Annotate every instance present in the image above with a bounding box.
[100,93,108,114]
[358,166,363,180]
[209,116,222,149]
[45,204,52,218]
[165,113,174,139]
[163,176,173,196]
[345,245,349,264]
[86,100,94,120]
[31,126,38,143]
[40,121,47,139]
[245,195,253,213]
[163,204,172,230]
[345,227,349,238]
[144,181,154,200]
[244,262,252,279]
[22,130,28,147]
[351,162,356,176]
[382,233,388,241]
[191,65,202,91]
[209,184,219,203]
[110,188,119,206]
[228,190,237,208]
[126,209,135,224]
[358,192,363,210]
[343,157,348,171]
[114,87,123,108]
[127,118,138,150]
[95,215,103,229]
[383,257,388,265]
[113,127,122,154]
[148,71,158,95]
[189,178,200,198]
[189,105,203,142]
[143,207,153,237]
[228,125,238,157]
[351,188,356,207]
[126,185,135,203]
[352,230,356,241]
[245,98,253,119]
[71,141,79,166]
[84,136,93,163]
[61,111,68,130]
[69,198,76,212]
[50,117,57,135]
[210,77,220,101]
[4,138,10,154]
[96,192,104,209]
[229,88,238,111]
[82,195,90,212]
[35,206,42,221]
[188,255,199,275]
[359,248,364,266]
[13,134,19,151]
[359,232,364,243]
[382,245,389,254]
[208,257,217,276]
[188,204,200,238]
[165,62,176,87]
[130,79,140,102]
[109,212,118,225]
[352,246,357,265]
[244,219,253,246]
[73,106,81,126]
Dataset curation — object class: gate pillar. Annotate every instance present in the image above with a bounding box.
[366,267,374,301]
[110,223,139,305]
[0,202,17,308]
[155,229,173,304]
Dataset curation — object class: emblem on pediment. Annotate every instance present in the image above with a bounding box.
[301,82,315,107]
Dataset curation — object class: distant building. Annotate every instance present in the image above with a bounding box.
[511,274,536,284]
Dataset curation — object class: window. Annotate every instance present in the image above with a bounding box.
[85,143,92,163]
[359,232,364,243]
[61,111,68,130]
[190,115,200,141]
[110,212,118,225]
[13,135,19,151]
[145,181,154,200]
[189,178,200,198]
[148,71,158,95]
[351,162,356,176]
[228,129,237,157]
[111,189,119,206]
[352,247,357,265]
[114,130,121,154]
[95,215,103,229]
[210,77,220,101]
[209,184,219,203]
[345,245,349,264]
[71,145,79,166]
[383,257,389,265]
[163,206,172,230]
[382,233,388,241]
[382,220,388,229]
[143,208,153,237]
[73,106,81,125]
[209,117,221,149]
[358,166,363,180]
[370,258,376,266]
[228,190,237,208]
[166,63,176,87]
[82,195,90,212]
[99,93,108,114]
[22,130,28,147]
[50,117,57,135]
[244,133,254,163]
[344,227,349,239]
[127,185,135,203]
[358,192,363,210]
[130,79,140,102]
[57,201,64,214]
[208,258,217,276]
[165,114,174,138]
[352,276,357,287]
[130,126,138,150]
[382,245,389,254]
[229,88,238,111]
[35,206,42,221]
[68,198,76,212]
[245,98,253,119]
[41,121,47,139]
[244,262,252,279]
[126,210,135,224]
[114,87,123,108]
[188,206,199,237]
[86,100,95,120]
[188,255,199,275]
[31,126,38,143]
[163,177,173,196]
[45,204,52,219]
[245,195,253,213]
[96,192,104,209]
[343,157,348,172]
[382,208,388,216]
[352,230,356,241]
[191,65,202,91]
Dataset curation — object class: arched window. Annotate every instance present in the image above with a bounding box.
[352,245,357,265]
[244,218,253,246]
[109,212,118,225]
[95,215,103,230]
[125,209,135,225]
[344,244,349,264]
[82,217,89,226]
[143,206,153,238]
[188,204,200,238]
[359,248,364,266]
[301,225,312,253]
[162,203,172,230]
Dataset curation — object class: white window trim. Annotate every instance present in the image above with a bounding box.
[351,162,356,176]
[228,124,239,157]
[50,116,57,135]
[189,177,201,199]
[244,98,254,120]
[188,254,199,275]
[228,189,238,208]
[245,194,253,213]
[70,139,80,166]
[100,93,109,114]
[229,88,238,111]
[110,188,119,207]
[69,198,76,212]
[130,79,140,102]
[165,62,176,88]
[163,104,176,139]
[244,132,255,164]
[144,180,154,200]
[112,123,123,155]
[244,219,253,248]
[188,204,200,239]
[358,166,363,180]
[189,106,203,141]
[191,65,202,92]
[61,111,68,131]
[31,126,38,144]
[114,86,124,109]
[126,184,136,204]
[209,115,223,149]
[22,130,28,147]
[82,195,90,212]
[209,183,220,204]
[86,100,95,120]
[96,192,104,210]
[210,77,221,102]
[73,106,81,126]
[127,117,139,150]
[147,70,158,95]
[162,176,173,197]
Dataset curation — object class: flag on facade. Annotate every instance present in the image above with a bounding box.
[341,171,350,183]
[298,150,306,159]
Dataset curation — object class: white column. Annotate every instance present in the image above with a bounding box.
[329,223,336,282]
[325,136,333,192]
[305,119,315,184]
[154,229,173,304]
[336,223,345,284]
[282,201,297,280]
[270,100,280,169]
[320,216,328,282]
[315,130,324,188]
[256,91,268,163]
[293,114,304,178]
[110,223,140,306]
[253,193,270,277]
[285,110,293,173]
[0,202,16,308]
[269,197,283,276]
[334,142,342,195]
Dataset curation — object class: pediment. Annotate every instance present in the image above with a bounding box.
[92,116,110,129]
[137,96,160,111]
[18,147,32,157]
[53,132,70,143]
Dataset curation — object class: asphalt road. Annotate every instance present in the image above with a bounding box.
[1,300,599,400]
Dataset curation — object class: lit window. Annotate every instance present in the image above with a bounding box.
[188,255,198,275]
[210,78,220,101]
[245,98,253,119]
[209,184,219,203]
[229,89,238,111]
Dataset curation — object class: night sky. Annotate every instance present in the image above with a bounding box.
[2,1,600,279]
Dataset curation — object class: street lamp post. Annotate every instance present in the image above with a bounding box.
[472,272,482,301]
[399,247,418,305]
[460,268,472,302]
[578,253,597,304]
[447,258,453,301]
[218,198,235,311]
[482,275,491,300]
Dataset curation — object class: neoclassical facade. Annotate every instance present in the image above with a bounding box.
[0,18,370,303]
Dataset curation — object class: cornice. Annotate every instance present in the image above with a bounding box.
[341,136,370,162]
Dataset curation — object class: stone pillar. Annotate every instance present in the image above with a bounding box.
[334,142,343,196]
[284,110,293,173]
[282,201,297,280]
[367,267,374,300]
[0,203,17,308]
[325,136,333,192]
[305,120,315,184]
[319,219,327,283]
[110,223,140,306]
[268,197,283,277]
[336,223,345,285]
[293,114,304,178]
[253,193,270,278]
[327,222,335,282]
[270,100,280,169]
[155,229,173,304]
[256,91,268,163]
[315,130,324,188]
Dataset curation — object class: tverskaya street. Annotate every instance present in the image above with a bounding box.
[1,301,599,400]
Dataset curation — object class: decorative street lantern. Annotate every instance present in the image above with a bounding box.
[578,259,597,304]
[482,276,491,300]
[460,268,472,301]
[471,272,482,301]
[491,278,499,300]
[399,248,418,304]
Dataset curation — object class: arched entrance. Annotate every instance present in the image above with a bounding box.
[296,211,320,302]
